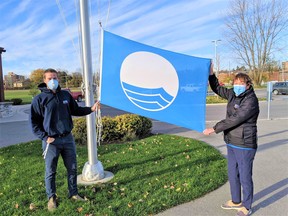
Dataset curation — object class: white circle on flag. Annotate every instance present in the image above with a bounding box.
[120,51,179,111]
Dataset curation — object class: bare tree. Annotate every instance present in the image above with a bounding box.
[224,0,288,86]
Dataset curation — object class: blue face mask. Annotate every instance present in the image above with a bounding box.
[47,79,59,91]
[233,85,246,96]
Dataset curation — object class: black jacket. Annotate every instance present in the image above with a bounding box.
[209,74,259,149]
[30,83,92,142]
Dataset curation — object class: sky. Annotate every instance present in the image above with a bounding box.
[0,0,287,77]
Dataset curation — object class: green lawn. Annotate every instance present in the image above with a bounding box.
[0,134,227,215]
[4,88,82,104]
[4,89,37,104]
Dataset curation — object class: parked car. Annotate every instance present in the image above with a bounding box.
[63,88,83,102]
[272,82,288,95]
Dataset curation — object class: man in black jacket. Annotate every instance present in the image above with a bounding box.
[30,68,99,211]
[203,64,259,216]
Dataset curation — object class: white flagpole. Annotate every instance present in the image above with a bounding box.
[77,0,113,185]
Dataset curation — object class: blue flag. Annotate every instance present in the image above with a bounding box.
[100,30,210,132]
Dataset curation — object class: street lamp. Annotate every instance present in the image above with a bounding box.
[0,47,6,102]
[212,39,221,77]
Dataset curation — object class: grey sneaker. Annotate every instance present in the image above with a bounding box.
[70,194,87,202]
[221,200,243,210]
[236,207,252,216]
[47,196,57,212]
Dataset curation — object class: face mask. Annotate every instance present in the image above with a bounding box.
[47,79,59,91]
[233,85,246,96]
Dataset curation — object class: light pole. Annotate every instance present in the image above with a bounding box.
[212,39,221,77]
[0,47,6,102]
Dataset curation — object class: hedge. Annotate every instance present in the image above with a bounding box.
[72,114,152,145]
[10,98,22,105]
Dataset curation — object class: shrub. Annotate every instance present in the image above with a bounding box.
[29,88,40,98]
[72,114,152,145]
[101,116,121,142]
[115,114,152,141]
[72,118,87,145]
[10,98,22,105]
[138,115,153,137]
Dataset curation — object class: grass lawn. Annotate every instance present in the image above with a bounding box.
[0,134,227,216]
[4,89,36,104]
[4,88,82,105]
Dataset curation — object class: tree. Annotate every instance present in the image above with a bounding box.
[30,69,45,85]
[264,58,280,73]
[28,83,40,98]
[224,0,288,86]
[57,70,71,88]
[68,72,83,87]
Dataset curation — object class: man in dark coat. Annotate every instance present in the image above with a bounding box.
[203,64,259,216]
[30,68,99,211]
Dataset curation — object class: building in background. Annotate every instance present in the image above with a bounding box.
[4,72,30,89]
[282,61,288,72]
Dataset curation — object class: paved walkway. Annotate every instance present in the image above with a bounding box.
[0,104,37,147]
[154,119,288,216]
[0,104,288,215]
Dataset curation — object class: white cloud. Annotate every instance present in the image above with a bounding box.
[4,0,283,76]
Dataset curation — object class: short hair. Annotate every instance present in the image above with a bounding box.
[43,68,58,79]
[234,73,253,86]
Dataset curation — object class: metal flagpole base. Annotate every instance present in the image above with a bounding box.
[77,161,114,185]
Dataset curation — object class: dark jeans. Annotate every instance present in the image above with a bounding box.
[42,133,78,199]
[227,145,256,210]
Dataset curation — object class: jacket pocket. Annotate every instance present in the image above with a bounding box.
[243,126,257,145]
[229,127,243,139]
[225,127,243,145]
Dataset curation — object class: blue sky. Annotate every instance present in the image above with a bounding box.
[0,0,286,77]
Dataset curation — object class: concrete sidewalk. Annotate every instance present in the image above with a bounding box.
[0,104,37,148]
[1,104,288,215]
[154,119,288,216]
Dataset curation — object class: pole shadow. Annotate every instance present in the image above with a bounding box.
[252,178,288,213]
[258,130,288,139]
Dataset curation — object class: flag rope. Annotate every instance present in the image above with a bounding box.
[93,0,111,146]
[95,105,103,146]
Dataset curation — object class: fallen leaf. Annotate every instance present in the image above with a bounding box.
[29,203,36,210]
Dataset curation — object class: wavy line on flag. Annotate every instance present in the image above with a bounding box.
[122,82,174,110]
[130,97,163,107]
[129,98,163,110]
[122,82,174,101]
[124,88,170,104]
[124,89,169,107]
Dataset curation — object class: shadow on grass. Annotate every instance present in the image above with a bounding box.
[117,155,223,185]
